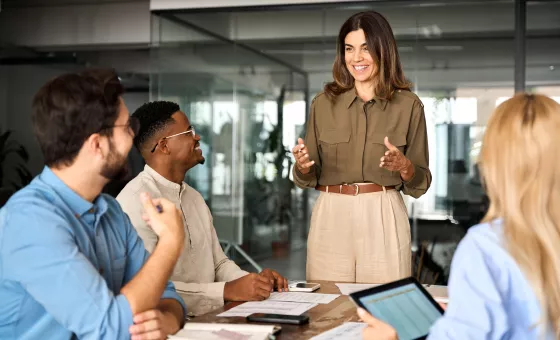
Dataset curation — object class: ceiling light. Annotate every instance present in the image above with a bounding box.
[425,46,464,52]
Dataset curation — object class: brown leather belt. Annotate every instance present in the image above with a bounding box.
[316,183,395,196]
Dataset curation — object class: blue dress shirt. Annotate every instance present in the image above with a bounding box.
[0,167,186,339]
[429,219,553,340]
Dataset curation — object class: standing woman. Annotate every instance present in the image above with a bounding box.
[292,11,431,283]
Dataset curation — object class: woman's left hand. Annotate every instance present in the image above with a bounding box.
[379,136,410,172]
[379,137,414,181]
[358,308,399,340]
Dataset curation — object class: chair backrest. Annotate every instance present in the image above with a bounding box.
[412,242,445,285]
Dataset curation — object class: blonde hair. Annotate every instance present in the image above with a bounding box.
[480,93,560,335]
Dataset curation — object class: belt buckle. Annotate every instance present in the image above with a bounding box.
[353,184,359,196]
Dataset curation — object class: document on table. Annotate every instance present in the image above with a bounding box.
[217,301,317,317]
[310,322,367,340]
[169,323,278,340]
[335,283,379,295]
[267,292,340,304]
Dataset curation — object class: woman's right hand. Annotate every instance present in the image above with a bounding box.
[292,138,315,174]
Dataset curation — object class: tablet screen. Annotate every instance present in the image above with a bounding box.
[358,282,441,340]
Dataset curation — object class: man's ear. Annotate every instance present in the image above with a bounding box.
[84,133,106,160]
[159,139,171,155]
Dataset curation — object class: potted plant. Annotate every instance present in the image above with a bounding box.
[262,86,294,257]
[244,87,295,258]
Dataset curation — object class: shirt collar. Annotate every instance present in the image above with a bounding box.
[144,164,184,193]
[39,166,107,217]
[343,88,389,111]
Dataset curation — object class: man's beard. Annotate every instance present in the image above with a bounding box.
[100,139,129,181]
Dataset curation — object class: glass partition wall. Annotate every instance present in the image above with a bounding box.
[150,14,309,263]
[151,0,560,279]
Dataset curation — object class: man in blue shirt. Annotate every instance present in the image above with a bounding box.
[0,69,187,340]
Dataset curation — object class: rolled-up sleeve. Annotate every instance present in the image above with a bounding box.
[2,205,133,339]
[292,96,321,189]
[401,99,432,198]
[122,213,187,318]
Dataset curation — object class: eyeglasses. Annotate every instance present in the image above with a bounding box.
[151,126,196,153]
[99,116,140,137]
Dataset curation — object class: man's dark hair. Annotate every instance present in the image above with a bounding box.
[32,68,124,167]
[131,101,180,153]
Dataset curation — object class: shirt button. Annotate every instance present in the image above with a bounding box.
[88,208,95,214]
[99,268,104,275]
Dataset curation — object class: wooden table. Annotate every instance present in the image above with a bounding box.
[193,281,360,339]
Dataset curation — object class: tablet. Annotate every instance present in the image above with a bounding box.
[349,277,444,340]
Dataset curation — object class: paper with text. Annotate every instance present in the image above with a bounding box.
[268,292,340,304]
[169,323,276,340]
[217,301,317,318]
[310,322,367,340]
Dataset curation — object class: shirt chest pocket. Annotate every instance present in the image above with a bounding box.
[369,133,407,152]
[319,129,350,173]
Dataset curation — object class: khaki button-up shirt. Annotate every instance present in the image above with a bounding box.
[293,89,431,198]
[117,165,248,316]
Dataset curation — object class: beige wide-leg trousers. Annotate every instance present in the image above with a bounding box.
[306,189,411,283]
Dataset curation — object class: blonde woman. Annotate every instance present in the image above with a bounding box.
[358,93,560,339]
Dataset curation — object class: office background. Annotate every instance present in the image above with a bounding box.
[1,0,559,282]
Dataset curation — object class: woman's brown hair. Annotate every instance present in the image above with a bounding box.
[324,11,411,100]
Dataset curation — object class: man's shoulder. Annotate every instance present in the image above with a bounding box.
[0,181,74,243]
[4,179,59,213]
[117,171,158,204]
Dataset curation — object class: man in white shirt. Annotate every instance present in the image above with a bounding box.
[117,101,288,316]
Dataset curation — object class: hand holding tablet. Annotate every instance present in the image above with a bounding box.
[349,277,444,340]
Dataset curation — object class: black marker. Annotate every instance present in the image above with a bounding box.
[156,205,163,213]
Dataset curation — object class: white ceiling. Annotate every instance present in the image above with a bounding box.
[1,0,559,92]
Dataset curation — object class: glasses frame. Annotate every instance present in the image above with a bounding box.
[150,126,196,153]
